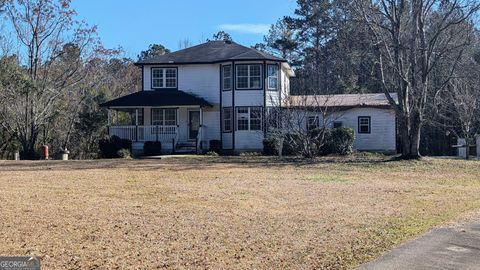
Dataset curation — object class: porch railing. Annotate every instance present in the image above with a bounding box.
[109,125,178,142]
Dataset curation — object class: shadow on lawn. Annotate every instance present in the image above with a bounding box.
[0,154,400,172]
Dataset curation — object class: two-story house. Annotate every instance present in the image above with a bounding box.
[101,40,294,154]
[101,40,397,155]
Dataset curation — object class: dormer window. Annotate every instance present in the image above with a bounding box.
[152,67,177,89]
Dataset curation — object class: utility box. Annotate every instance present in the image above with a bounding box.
[457,138,467,159]
[41,145,49,160]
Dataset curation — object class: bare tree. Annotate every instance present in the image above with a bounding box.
[2,0,101,158]
[178,38,193,49]
[354,0,480,159]
[433,40,480,159]
[265,89,344,158]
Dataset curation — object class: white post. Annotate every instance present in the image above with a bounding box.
[135,109,139,126]
[458,138,467,159]
[135,108,139,142]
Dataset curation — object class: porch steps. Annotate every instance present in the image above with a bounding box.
[175,141,197,154]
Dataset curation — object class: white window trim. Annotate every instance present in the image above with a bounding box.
[358,116,371,134]
[267,64,279,91]
[236,106,263,131]
[235,64,263,90]
[222,107,232,132]
[222,65,232,91]
[151,108,177,126]
[151,68,177,89]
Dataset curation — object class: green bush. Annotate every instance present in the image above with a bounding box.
[263,138,279,155]
[321,127,355,155]
[209,140,221,153]
[98,136,132,158]
[143,141,162,156]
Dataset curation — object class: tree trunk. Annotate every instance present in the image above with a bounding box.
[397,112,422,159]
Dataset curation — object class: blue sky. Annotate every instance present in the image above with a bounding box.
[71,0,297,59]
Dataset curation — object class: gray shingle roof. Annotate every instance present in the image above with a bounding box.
[100,90,212,108]
[136,41,286,65]
[288,93,398,108]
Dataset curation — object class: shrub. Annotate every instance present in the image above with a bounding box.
[209,140,221,153]
[263,138,279,156]
[117,148,132,159]
[143,141,162,156]
[321,127,355,155]
[99,136,132,158]
[282,133,302,156]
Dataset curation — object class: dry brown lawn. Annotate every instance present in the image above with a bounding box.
[0,155,479,269]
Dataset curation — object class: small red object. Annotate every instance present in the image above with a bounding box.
[41,145,49,160]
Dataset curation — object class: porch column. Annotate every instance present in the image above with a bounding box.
[135,109,139,142]
[107,109,111,135]
[135,109,139,126]
[199,107,203,152]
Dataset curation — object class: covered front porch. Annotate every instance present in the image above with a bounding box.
[100,90,212,154]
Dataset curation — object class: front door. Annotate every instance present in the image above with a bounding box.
[188,111,200,140]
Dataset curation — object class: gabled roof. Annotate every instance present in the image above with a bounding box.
[136,41,286,65]
[100,90,212,108]
[288,93,397,109]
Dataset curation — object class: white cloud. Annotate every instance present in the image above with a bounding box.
[218,23,270,35]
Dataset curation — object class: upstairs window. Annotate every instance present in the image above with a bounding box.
[152,68,177,89]
[236,107,263,131]
[236,64,262,89]
[222,65,232,91]
[267,64,279,90]
[358,116,371,134]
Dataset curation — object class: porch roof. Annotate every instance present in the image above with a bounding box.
[100,90,212,108]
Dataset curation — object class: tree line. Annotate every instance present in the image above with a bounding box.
[259,0,480,158]
[1,0,479,159]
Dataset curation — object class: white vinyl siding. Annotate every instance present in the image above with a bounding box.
[303,108,396,152]
[151,68,177,89]
[236,64,262,89]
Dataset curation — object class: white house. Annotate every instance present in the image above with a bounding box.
[101,40,397,154]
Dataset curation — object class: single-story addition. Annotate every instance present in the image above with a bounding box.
[288,93,398,153]
[100,40,397,155]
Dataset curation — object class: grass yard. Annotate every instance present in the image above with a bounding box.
[0,155,479,269]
